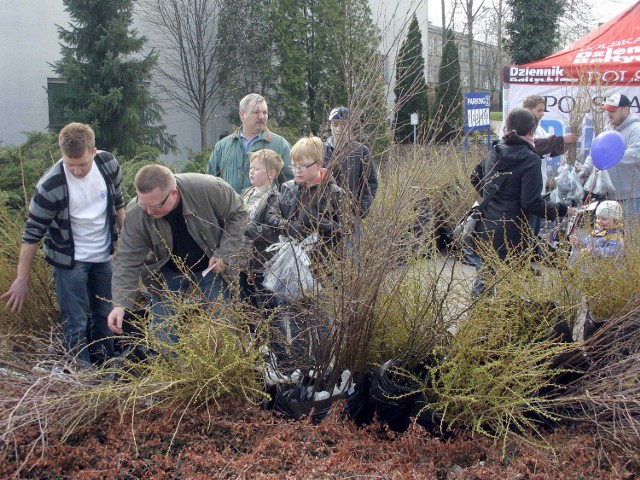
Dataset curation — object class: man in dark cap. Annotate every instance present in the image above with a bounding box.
[323,107,378,219]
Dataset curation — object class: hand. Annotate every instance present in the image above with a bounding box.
[207,256,227,274]
[108,307,126,334]
[1,278,30,314]
[563,132,578,145]
[567,207,577,216]
[569,234,579,247]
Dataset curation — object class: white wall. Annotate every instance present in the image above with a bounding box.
[367,0,430,108]
[0,1,230,163]
[0,1,68,145]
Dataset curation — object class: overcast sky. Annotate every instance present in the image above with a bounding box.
[426,0,637,28]
[591,0,638,23]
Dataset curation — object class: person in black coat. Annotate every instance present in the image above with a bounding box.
[470,108,571,295]
[323,107,378,218]
[266,136,344,265]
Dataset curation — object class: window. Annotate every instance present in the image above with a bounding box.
[429,37,440,56]
[47,78,73,131]
[428,65,437,83]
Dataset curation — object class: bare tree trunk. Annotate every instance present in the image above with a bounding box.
[200,109,207,149]
[462,0,486,92]
[495,0,504,107]
[441,0,446,44]
[467,1,475,91]
[139,0,222,151]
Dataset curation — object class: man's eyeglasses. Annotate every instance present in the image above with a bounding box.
[136,190,172,210]
[291,161,318,171]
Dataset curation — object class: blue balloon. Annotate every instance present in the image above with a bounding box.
[591,130,626,170]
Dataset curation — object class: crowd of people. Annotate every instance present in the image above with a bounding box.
[470,93,638,323]
[1,93,377,366]
[2,89,638,365]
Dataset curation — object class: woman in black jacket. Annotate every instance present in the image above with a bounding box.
[470,108,570,295]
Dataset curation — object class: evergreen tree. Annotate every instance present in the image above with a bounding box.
[433,29,463,144]
[504,0,564,65]
[304,0,346,133]
[52,0,175,156]
[394,14,429,143]
[271,0,308,130]
[217,0,277,107]
[344,0,390,156]
[216,0,386,142]
[305,0,382,134]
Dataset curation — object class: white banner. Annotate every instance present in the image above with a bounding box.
[502,83,640,164]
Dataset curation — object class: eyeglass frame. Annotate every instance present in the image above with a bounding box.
[136,189,173,210]
[291,160,319,171]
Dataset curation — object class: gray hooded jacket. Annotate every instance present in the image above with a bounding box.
[583,113,640,200]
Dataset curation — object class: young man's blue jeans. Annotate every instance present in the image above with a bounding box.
[150,265,228,344]
[53,260,114,364]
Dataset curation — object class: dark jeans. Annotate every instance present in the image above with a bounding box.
[471,257,495,298]
[53,260,114,364]
[150,265,228,344]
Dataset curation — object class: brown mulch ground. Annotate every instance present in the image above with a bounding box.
[1,399,639,479]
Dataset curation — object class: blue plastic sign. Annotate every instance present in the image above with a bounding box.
[464,93,491,131]
[464,92,491,150]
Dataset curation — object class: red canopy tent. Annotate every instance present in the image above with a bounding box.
[502,1,640,147]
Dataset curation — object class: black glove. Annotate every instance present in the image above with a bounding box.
[557,202,569,218]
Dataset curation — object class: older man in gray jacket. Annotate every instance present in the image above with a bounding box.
[107,165,247,339]
[582,93,640,221]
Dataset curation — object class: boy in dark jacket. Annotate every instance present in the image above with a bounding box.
[241,149,284,309]
[264,136,343,367]
[267,136,344,265]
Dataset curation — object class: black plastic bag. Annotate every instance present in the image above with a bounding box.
[368,362,443,434]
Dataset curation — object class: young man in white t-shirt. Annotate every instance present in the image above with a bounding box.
[2,123,125,366]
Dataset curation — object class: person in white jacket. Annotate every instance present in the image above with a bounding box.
[582,93,640,222]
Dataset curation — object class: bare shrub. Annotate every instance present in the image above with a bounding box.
[564,69,610,165]
[550,295,640,452]
[0,202,58,337]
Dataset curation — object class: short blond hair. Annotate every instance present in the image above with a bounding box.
[249,149,284,176]
[59,122,95,158]
[291,136,323,165]
[134,164,176,194]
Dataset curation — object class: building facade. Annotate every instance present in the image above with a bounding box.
[0,1,504,160]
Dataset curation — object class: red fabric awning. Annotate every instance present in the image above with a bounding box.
[504,1,640,85]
